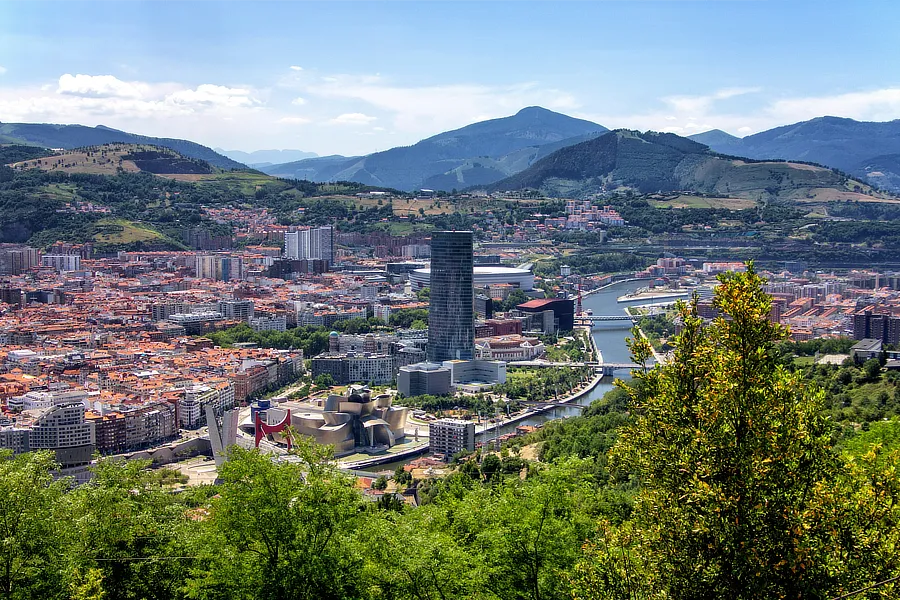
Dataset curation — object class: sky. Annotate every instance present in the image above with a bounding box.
[1,1,900,156]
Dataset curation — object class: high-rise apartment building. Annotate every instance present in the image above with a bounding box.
[195,255,243,281]
[429,418,475,456]
[41,254,81,272]
[284,226,334,263]
[427,231,474,362]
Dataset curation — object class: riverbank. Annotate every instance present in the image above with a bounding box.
[580,277,644,299]
[476,369,605,438]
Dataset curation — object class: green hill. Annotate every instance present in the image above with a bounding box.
[691,116,900,193]
[8,144,217,177]
[0,122,246,170]
[484,129,887,204]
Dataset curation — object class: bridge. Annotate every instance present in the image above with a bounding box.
[521,401,588,410]
[574,315,637,329]
[577,314,635,321]
[508,360,643,376]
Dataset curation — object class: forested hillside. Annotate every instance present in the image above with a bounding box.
[0,148,396,250]
[486,129,885,203]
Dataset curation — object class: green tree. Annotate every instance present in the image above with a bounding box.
[186,444,364,600]
[575,265,897,599]
[480,453,502,482]
[314,373,335,389]
[64,458,193,600]
[0,451,68,600]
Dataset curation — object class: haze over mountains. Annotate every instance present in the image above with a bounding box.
[214,148,318,168]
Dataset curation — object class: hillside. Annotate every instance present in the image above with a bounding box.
[485,129,887,203]
[690,117,900,193]
[262,106,607,190]
[0,122,246,170]
[9,144,217,177]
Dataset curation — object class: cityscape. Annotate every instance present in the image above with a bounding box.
[3,1,900,598]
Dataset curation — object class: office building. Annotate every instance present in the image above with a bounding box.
[397,362,452,397]
[515,298,576,333]
[427,231,475,362]
[218,300,255,321]
[28,402,95,468]
[429,418,475,457]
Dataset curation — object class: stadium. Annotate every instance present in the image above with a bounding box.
[409,266,534,291]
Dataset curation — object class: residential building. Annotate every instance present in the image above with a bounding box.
[429,418,475,456]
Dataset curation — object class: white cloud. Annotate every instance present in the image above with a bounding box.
[662,87,761,115]
[289,65,303,71]
[291,96,306,106]
[165,84,255,108]
[277,116,311,125]
[766,87,900,123]
[328,112,377,126]
[591,86,900,138]
[57,73,149,99]
[304,74,579,133]
[0,66,6,76]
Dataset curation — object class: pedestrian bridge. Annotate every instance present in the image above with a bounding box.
[508,360,643,376]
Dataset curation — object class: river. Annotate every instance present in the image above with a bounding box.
[473,278,647,440]
[369,279,647,473]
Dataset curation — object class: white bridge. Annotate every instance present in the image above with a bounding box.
[509,360,642,376]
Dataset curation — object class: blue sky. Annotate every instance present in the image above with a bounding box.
[1,1,899,155]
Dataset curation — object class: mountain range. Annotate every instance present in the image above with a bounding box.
[262,106,608,190]
[485,129,879,202]
[5,110,900,196]
[0,123,246,170]
[214,148,318,168]
[689,117,900,193]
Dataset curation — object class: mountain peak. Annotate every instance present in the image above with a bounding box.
[515,106,555,117]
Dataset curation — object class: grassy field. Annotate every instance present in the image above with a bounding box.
[40,183,81,201]
[649,195,756,209]
[183,171,286,195]
[11,145,143,175]
[92,218,166,245]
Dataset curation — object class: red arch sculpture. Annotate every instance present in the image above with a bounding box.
[255,409,292,450]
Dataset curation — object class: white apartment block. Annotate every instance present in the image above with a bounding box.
[41,254,81,272]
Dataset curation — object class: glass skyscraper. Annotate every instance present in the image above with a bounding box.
[427,231,474,362]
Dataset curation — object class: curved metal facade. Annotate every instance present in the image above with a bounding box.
[427,231,474,362]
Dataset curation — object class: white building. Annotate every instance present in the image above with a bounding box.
[41,254,81,272]
[177,383,236,430]
[28,402,95,467]
[249,315,288,332]
[284,226,334,262]
[218,300,255,321]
